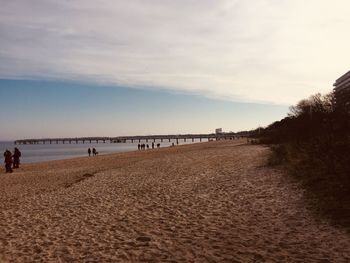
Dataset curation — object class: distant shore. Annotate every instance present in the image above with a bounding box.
[0,140,349,262]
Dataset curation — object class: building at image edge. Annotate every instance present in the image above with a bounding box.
[333,70,350,112]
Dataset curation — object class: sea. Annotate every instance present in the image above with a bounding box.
[0,139,204,164]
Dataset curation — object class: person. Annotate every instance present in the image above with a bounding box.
[152,142,154,149]
[13,147,21,168]
[92,148,97,156]
[88,148,91,156]
[3,149,13,173]
[138,144,140,150]
[157,143,160,148]
[146,144,149,149]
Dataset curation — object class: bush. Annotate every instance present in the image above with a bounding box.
[259,92,350,227]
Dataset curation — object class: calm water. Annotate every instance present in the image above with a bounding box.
[0,139,204,164]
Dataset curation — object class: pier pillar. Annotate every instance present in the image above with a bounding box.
[83,140,85,144]
[103,140,106,143]
[192,138,194,142]
[90,140,92,143]
[69,141,71,144]
[184,138,186,142]
[200,138,202,142]
[63,140,65,144]
[161,138,163,142]
[76,140,78,144]
[56,140,58,144]
[139,139,141,143]
[131,139,133,143]
[176,138,179,145]
[169,138,171,142]
[50,140,52,144]
[96,140,98,143]
[153,139,156,142]
[43,141,45,144]
[146,139,148,143]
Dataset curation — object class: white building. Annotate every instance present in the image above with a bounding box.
[215,128,223,134]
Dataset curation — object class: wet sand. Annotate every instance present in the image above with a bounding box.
[0,140,349,262]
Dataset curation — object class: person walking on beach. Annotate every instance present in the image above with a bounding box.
[13,147,21,169]
[92,148,97,156]
[3,149,13,173]
[88,148,91,157]
[152,142,154,149]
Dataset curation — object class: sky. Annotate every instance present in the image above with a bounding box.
[0,0,349,140]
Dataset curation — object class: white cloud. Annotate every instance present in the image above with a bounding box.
[1,0,350,104]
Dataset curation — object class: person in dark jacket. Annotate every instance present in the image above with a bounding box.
[3,150,13,173]
[92,148,97,156]
[88,148,91,156]
[13,147,21,168]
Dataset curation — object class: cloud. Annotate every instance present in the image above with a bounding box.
[1,0,350,104]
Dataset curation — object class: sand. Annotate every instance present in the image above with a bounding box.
[0,140,349,262]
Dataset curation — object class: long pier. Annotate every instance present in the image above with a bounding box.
[14,133,245,145]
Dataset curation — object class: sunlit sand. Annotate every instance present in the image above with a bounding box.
[0,140,349,262]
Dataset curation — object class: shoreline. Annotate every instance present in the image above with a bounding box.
[6,140,204,167]
[0,140,204,165]
[1,140,349,262]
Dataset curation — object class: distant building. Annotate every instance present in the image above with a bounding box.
[215,128,223,134]
[333,70,350,112]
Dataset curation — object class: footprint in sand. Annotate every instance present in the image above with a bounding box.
[136,236,151,242]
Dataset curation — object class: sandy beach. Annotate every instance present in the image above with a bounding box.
[0,140,349,262]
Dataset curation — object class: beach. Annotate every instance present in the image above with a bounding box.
[0,139,349,262]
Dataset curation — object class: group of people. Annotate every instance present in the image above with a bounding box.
[3,147,21,173]
[138,142,160,150]
[88,148,98,156]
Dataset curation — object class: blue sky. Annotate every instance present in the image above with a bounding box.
[1,0,348,140]
[0,79,288,140]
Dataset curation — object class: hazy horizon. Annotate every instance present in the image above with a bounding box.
[0,79,289,141]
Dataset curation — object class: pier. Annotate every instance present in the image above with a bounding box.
[14,133,245,145]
